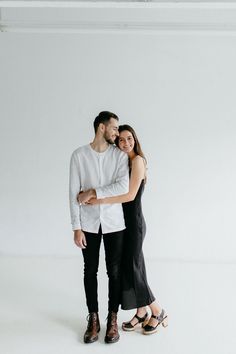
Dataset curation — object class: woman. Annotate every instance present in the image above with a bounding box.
[88,125,168,335]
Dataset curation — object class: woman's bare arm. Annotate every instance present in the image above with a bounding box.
[88,156,145,205]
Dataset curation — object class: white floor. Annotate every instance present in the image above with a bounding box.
[0,256,235,354]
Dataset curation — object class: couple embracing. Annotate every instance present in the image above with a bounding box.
[69,111,168,344]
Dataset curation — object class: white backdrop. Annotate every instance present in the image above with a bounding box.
[0,31,236,261]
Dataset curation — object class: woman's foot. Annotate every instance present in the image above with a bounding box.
[143,309,168,335]
[122,310,149,331]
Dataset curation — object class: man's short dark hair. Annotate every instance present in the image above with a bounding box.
[93,111,119,133]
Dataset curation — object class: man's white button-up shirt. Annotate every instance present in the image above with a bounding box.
[69,144,129,234]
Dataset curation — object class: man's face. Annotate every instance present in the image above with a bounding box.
[103,118,119,144]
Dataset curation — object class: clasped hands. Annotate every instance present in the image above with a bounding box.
[77,189,99,205]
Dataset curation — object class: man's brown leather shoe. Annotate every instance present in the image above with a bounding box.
[104,311,120,344]
[84,312,100,344]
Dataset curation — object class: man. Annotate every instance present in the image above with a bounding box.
[69,111,129,344]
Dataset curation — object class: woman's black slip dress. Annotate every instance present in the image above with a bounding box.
[121,179,155,310]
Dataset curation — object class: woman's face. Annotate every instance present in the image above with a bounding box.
[118,130,135,154]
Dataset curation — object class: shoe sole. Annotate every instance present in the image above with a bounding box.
[143,328,158,335]
[84,335,99,343]
[122,318,150,332]
[104,336,120,344]
[143,316,168,335]
[122,324,135,332]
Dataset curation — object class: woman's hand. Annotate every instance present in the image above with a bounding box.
[76,192,102,205]
[87,198,101,205]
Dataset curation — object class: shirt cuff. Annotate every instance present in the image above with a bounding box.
[72,223,81,231]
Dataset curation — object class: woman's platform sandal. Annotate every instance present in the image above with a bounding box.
[122,312,149,332]
[143,309,168,335]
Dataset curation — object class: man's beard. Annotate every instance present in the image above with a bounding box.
[104,132,115,145]
[105,138,115,145]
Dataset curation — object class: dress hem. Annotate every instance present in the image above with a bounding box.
[121,297,156,311]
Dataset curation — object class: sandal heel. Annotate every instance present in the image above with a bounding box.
[142,317,150,328]
[162,316,168,328]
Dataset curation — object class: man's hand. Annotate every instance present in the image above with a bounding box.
[77,189,96,204]
[74,229,87,249]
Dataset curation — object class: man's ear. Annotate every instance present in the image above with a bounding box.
[98,122,105,133]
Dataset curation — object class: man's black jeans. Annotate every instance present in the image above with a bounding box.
[82,227,124,313]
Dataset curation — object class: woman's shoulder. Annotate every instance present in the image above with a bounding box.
[131,155,146,171]
[132,155,146,165]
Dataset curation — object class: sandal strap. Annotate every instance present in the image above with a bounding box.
[134,312,148,322]
[151,309,165,322]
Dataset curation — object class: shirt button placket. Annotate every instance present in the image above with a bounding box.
[98,155,102,227]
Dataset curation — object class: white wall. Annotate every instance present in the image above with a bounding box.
[0,31,236,260]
